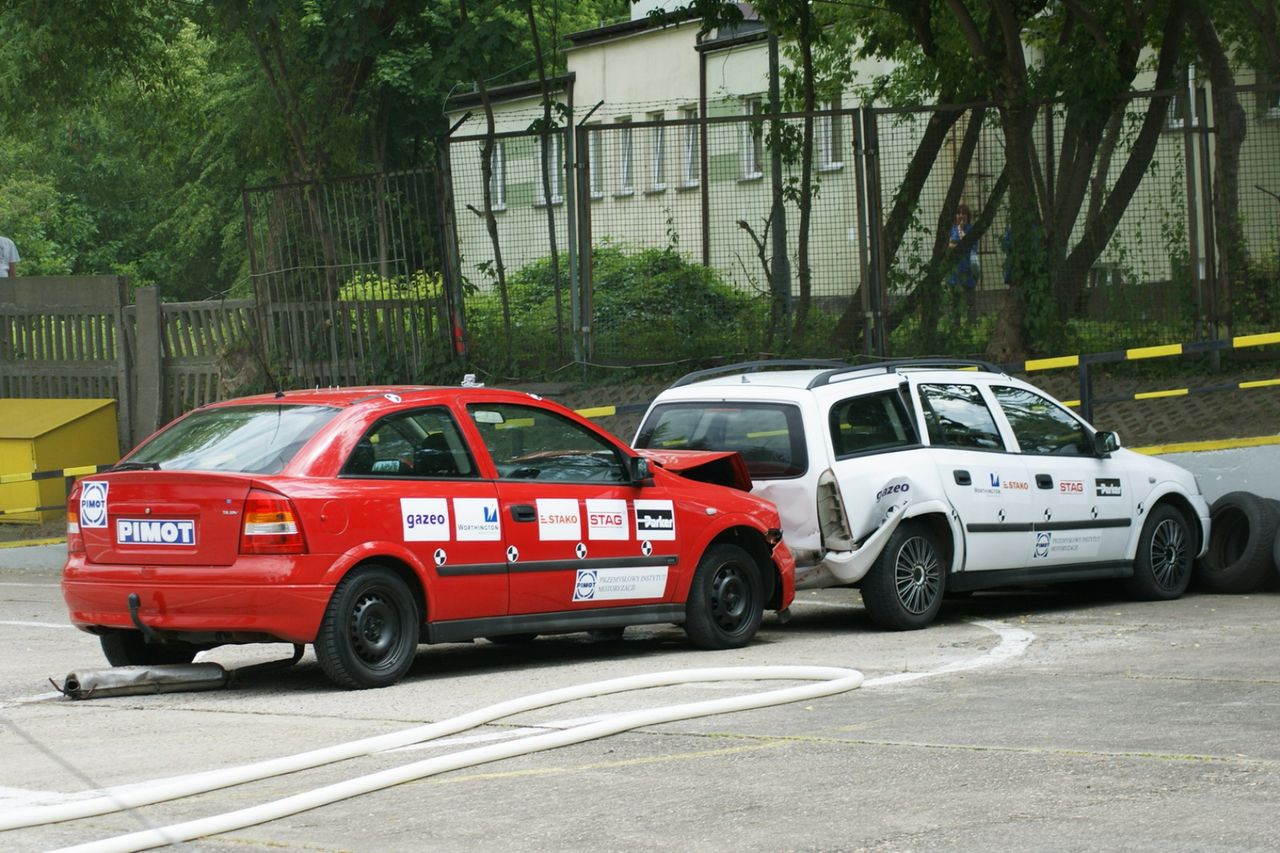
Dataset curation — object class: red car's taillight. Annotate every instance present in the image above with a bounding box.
[66,507,85,554]
[240,490,306,555]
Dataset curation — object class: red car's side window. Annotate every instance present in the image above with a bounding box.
[344,408,477,478]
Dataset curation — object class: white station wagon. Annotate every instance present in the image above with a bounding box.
[634,359,1211,629]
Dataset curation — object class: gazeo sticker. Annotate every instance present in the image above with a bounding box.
[586,499,628,540]
[572,566,668,601]
[634,499,676,541]
[401,498,449,542]
[80,481,109,528]
[537,498,581,541]
[454,498,501,541]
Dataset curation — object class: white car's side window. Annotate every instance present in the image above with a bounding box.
[829,390,918,457]
[917,383,1006,451]
[991,386,1091,456]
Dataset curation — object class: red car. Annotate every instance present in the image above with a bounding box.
[62,386,795,688]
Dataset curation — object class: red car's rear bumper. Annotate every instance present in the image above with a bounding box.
[62,554,335,644]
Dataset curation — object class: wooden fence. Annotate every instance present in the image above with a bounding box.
[1,277,452,452]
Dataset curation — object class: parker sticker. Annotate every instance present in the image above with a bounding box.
[572,566,668,601]
[80,481,109,528]
[116,518,196,546]
[401,498,449,542]
[1095,478,1123,498]
[634,500,676,541]
[586,499,628,540]
[453,498,501,541]
[536,498,581,541]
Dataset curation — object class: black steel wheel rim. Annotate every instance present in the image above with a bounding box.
[1149,517,1190,590]
[894,536,941,615]
[710,563,751,633]
[349,588,402,667]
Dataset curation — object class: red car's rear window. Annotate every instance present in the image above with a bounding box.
[126,404,339,474]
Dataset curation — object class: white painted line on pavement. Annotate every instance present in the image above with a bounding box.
[0,620,73,630]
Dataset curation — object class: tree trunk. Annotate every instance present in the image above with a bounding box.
[525,1,566,360]
[1053,0,1189,318]
[830,106,962,349]
[459,0,512,368]
[793,2,816,339]
[1189,6,1246,333]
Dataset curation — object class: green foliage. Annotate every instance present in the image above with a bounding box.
[465,246,756,372]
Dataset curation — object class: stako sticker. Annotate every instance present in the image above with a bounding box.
[536,498,581,541]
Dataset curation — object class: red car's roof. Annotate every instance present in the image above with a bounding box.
[206,386,548,409]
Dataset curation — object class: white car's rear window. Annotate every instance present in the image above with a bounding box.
[635,402,807,479]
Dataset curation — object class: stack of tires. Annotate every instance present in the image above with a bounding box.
[1194,492,1280,593]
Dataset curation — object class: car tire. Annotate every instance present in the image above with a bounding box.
[1123,504,1193,600]
[1195,492,1278,594]
[1271,499,1280,584]
[315,565,419,690]
[99,631,200,667]
[684,543,763,650]
[861,521,945,630]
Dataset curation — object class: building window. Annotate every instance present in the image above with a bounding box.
[1167,65,1199,129]
[817,98,844,171]
[741,98,764,180]
[588,126,603,199]
[681,107,699,188]
[484,141,506,211]
[649,111,666,192]
[616,118,634,196]
[534,133,563,205]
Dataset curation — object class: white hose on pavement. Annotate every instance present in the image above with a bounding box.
[24,666,861,851]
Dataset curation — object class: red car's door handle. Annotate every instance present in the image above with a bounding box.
[510,504,537,522]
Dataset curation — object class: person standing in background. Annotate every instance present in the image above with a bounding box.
[0,234,19,277]
[947,204,979,323]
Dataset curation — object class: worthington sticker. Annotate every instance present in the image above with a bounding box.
[572,566,668,601]
[116,518,196,546]
[453,498,501,541]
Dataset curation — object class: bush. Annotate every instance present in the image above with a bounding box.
[465,246,757,371]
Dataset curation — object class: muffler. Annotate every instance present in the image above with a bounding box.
[54,663,230,700]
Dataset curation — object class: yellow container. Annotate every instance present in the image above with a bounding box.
[0,399,120,524]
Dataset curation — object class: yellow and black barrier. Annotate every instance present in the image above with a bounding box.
[0,464,115,519]
[1002,331,1280,422]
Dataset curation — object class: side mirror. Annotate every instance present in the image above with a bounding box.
[1092,430,1121,456]
[629,456,654,486]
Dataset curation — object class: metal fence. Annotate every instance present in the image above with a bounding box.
[242,167,456,385]
[444,85,1280,372]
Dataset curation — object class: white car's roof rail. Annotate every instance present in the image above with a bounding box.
[669,359,851,388]
[806,358,1004,389]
